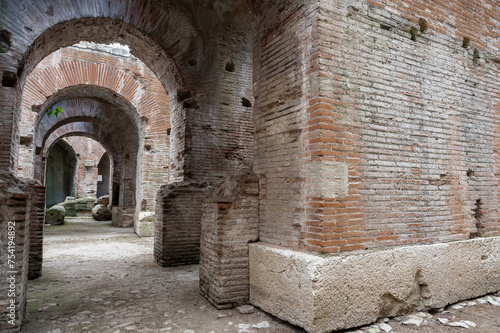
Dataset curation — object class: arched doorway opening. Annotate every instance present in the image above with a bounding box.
[1,2,255,331]
[44,139,78,206]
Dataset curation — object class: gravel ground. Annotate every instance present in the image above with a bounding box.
[22,218,500,333]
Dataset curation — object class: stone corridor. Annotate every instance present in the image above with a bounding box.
[21,218,300,333]
[21,218,500,333]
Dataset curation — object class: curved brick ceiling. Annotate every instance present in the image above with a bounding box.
[2,0,253,181]
[35,97,140,157]
[43,126,121,167]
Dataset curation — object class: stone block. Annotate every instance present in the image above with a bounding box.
[45,205,65,225]
[249,238,500,333]
[136,211,155,237]
[112,207,134,227]
[92,204,112,221]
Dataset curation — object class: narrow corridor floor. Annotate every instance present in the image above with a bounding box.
[22,217,301,333]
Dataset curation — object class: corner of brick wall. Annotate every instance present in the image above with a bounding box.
[199,169,260,309]
[0,171,32,332]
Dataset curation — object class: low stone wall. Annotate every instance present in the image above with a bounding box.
[249,238,500,333]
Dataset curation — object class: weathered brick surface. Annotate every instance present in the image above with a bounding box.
[19,45,170,212]
[199,170,259,309]
[63,136,106,199]
[0,172,31,332]
[19,182,46,280]
[154,181,211,266]
[252,0,500,253]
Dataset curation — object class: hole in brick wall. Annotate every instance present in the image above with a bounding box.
[20,135,33,145]
[45,5,54,16]
[183,99,199,109]
[177,89,192,102]
[347,5,359,18]
[0,30,11,53]
[380,23,392,31]
[462,37,471,49]
[466,169,474,177]
[31,104,42,113]
[23,26,34,36]
[439,173,447,179]
[470,198,484,238]
[140,116,149,124]
[418,18,428,33]
[144,144,151,151]
[2,71,17,87]
[409,27,418,41]
[188,59,197,67]
[473,48,480,66]
[241,97,252,107]
[473,198,482,220]
[225,61,235,72]
[167,128,171,135]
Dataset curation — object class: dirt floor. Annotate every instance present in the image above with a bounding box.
[22,218,500,333]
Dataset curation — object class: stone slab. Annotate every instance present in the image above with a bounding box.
[249,237,500,333]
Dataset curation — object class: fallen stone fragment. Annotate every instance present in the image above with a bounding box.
[486,297,500,306]
[252,321,270,329]
[477,299,487,304]
[367,327,380,333]
[437,318,449,325]
[462,320,476,328]
[379,323,392,332]
[467,301,476,306]
[402,315,423,326]
[452,304,464,310]
[449,321,469,328]
[236,324,252,332]
[92,204,112,221]
[416,312,431,318]
[46,205,66,225]
[236,305,255,314]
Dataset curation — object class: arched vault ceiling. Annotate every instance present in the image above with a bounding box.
[42,124,122,166]
[36,98,140,153]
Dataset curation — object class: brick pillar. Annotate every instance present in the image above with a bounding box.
[0,171,31,332]
[21,182,46,280]
[199,169,259,309]
[154,181,211,266]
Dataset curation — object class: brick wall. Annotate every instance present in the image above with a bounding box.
[251,0,500,254]
[199,169,259,309]
[154,181,211,266]
[19,44,170,211]
[64,136,106,199]
[0,171,31,332]
[21,182,46,280]
[252,0,315,249]
[303,0,500,252]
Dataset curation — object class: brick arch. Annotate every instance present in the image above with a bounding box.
[19,51,171,210]
[45,128,122,209]
[35,98,140,152]
[42,122,130,211]
[35,98,140,213]
[4,6,197,174]
[22,60,168,139]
